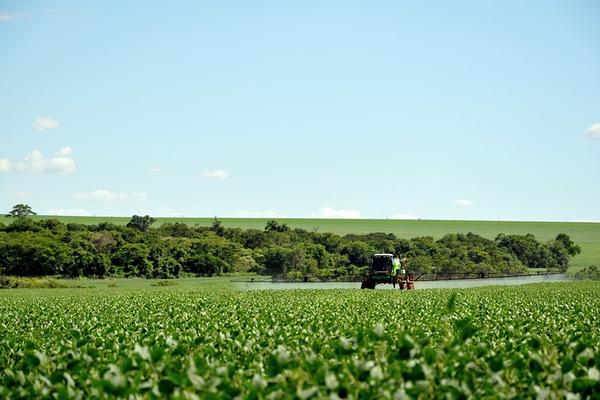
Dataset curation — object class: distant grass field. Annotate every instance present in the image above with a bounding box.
[2,216,599,272]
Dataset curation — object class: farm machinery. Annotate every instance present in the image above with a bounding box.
[361,253,415,290]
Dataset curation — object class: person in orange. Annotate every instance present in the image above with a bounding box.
[401,257,415,289]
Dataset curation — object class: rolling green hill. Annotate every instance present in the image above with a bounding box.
[2,216,598,271]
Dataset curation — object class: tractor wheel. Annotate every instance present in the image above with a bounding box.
[361,280,376,289]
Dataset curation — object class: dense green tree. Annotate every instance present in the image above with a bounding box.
[554,233,581,257]
[236,253,260,273]
[312,232,342,253]
[5,217,42,233]
[190,234,242,269]
[340,241,373,267]
[410,236,439,258]
[66,223,88,232]
[547,234,581,273]
[127,215,156,232]
[240,229,267,249]
[0,233,72,276]
[184,253,228,276]
[495,234,557,269]
[154,256,182,278]
[394,239,413,256]
[38,219,64,233]
[159,223,194,238]
[407,255,434,274]
[0,216,579,280]
[348,232,396,254]
[112,243,154,277]
[6,204,37,218]
[95,222,121,232]
[64,248,111,278]
[211,217,225,236]
[265,220,290,233]
[90,231,119,253]
[260,245,308,276]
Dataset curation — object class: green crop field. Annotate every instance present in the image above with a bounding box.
[3,216,599,272]
[1,282,599,398]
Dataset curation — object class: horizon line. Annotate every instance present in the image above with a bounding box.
[7,214,599,225]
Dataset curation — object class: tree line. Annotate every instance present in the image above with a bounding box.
[0,206,581,280]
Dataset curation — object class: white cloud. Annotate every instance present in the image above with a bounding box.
[454,198,473,207]
[54,147,72,157]
[160,208,185,217]
[8,191,28,201]
[71,190,147,203]
[15,148,76,174]
[311,207,361,219]
[390,214,418,220]
[0,12,20,22]
[0,158,11,172]
[46,208,91,216]
[202,169,229,179]
[231,210,287,218]
[584,123,600,140]
[33,116,60,131]
[149,166,161,173]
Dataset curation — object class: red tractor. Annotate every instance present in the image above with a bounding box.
[361,253,415,290]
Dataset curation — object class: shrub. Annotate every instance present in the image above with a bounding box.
[150,280,179,287]
[574,265,600,280]
[0,276,68,289]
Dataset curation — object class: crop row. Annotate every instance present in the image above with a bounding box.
[1,282,599,398]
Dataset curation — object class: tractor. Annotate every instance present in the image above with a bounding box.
[360,253,415,290]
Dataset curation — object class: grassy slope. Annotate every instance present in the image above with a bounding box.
[2,216,599,272]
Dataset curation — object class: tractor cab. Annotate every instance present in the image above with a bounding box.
[372,253,393,275]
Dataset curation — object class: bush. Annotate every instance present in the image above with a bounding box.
[574,266,600,280]
[0,276,68,289]
[150,280,179,287]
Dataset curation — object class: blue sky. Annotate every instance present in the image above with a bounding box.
[1,0,599,221]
